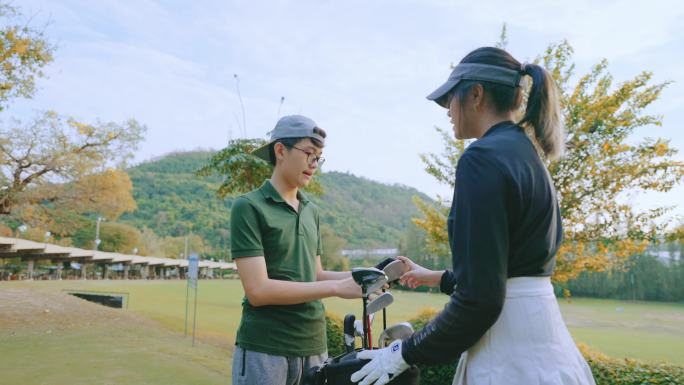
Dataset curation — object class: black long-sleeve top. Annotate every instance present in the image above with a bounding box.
[401,121,562,365]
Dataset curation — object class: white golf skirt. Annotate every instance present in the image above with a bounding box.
[452,277,596,385]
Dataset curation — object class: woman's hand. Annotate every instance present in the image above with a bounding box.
[397,256,444,289]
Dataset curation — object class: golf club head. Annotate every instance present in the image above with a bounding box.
[382,259,408,283]
[353,315,375,336]
[351,267,388,295]
[353,319,364,337]
[343,314,356,352]
[366,292,394,315]
[378,322,414,347]
[374,257,396,271]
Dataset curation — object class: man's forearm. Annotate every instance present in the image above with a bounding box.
[246,279,340,306]
[317,270,351,281]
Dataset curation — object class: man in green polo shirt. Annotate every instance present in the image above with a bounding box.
[231,115,361,385]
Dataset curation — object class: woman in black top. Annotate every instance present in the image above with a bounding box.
[351,47,595,385]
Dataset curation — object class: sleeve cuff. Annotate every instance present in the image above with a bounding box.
[440,270,456,295]
[231,249,265,260]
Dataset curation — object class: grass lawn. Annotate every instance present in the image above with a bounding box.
[2,279,683,385]
[3,327,230,385]
[0,284,230,385]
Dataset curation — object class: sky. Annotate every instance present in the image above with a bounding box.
[8,0,684,218]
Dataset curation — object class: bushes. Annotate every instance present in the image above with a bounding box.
[406,308,457,385]
[579,344,684,385]
[325,309,684,385]
[325,311,346,358]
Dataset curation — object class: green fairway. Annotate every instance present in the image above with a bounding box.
[2,279,683,385]
[0,285,230,385]
[3,327,230,385]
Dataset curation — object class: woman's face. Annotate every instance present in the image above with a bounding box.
[448,93,467,139]
[448,89,481,140]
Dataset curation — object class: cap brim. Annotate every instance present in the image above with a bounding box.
[251,142,272,162]
[426,79,460,108]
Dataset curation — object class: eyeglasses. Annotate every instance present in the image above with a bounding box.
[290,145,325,167]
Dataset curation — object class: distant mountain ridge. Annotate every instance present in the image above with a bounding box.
[122,151,433,251]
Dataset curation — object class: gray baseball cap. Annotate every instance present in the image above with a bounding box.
[252,115,325,162]
[426,63,522,108]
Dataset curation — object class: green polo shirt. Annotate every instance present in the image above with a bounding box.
[231,180,325,356]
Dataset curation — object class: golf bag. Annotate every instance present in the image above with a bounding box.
[303,350,420,385]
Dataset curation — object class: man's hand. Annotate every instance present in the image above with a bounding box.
[334,277,363,299]
[350,340,410,385]
[397,256,444,289]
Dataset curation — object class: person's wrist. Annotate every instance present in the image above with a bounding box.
[330,280,340,297]
[431,270,444,286]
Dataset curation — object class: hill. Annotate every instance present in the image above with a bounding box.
[122,151,433,252]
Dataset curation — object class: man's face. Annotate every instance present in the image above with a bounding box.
[274,138,322,188]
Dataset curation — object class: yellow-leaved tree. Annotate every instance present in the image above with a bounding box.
[0,3,53,111]
[0,112,145,242]
[413,40,684,283]
[0,4,146,245]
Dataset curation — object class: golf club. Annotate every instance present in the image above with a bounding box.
[351,267,388,349]
[352,267,388,294]
[354,314,375,348]
[366,292,394,349]
[377,322,414,348]
[343,314,356,353]
[366,292,394,315]
[380,259,407,330]
[354,319,364,338]
[382,259,407,283]
[374,257,396,270]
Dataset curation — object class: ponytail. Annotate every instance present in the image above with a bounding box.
[519,63,564,160]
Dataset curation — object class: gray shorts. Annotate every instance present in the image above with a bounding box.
[232,346,328,385]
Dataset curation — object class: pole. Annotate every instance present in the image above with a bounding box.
[27,260,34,280]
[187,253,200,346]
[184,274,190,336]
[192,282,198,347]
[87,216,103,280]
[94,217,102,249]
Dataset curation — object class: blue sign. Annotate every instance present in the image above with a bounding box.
[188,253,199,288]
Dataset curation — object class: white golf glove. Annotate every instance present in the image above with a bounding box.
[350,339,410,385]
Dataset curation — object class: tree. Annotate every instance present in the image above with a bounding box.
[97,222,142,254]
[160,233,210,259]
[0,111,145,216]
[197,138,323,197]
[138,226,165,256]
[0,3,54,111]
[320,224,348,271]
[413,40,684,282]
[398,222,437,269]
[410,127,464,268]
